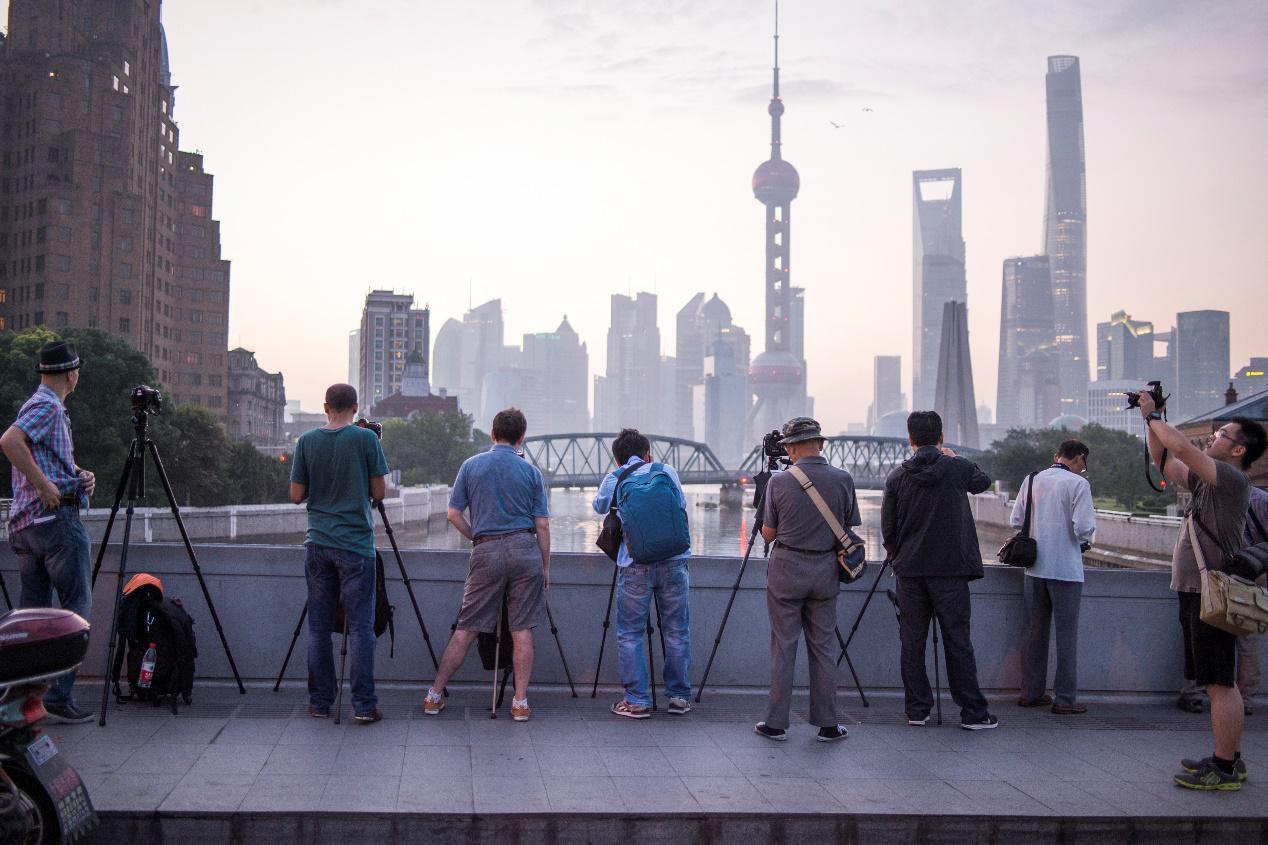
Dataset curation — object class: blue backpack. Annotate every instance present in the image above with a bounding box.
[616,463,691,563]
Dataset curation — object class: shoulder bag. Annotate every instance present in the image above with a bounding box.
[997,472,1038,568]
[785,466,866,583]
[1190,515,1268,636]
[596,463,640,562]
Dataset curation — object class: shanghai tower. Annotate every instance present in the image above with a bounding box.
[748,7,809,440]
[1043,56,1089,415]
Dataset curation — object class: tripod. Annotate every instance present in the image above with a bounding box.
[272,501,444,694]
[90,406,245,727]
[590,566,667,710]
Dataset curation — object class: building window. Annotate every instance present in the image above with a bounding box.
[118,289,132,305]
[54,312,68,327]
[119,318,130,333]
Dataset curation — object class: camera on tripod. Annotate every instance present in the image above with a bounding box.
[1123,380,1168,411]
[355,417,383,440]
[130,385,163,415]
[762,429,788,460]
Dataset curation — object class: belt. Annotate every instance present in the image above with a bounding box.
[473,528,536,546]
[58,494,80,510]
[776,542,835,555]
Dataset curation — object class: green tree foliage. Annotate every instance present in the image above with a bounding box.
[380,410,486,486]
[0,328,290,505]
[977,423,1174,513]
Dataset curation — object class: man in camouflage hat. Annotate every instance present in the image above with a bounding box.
[755,417,858,742]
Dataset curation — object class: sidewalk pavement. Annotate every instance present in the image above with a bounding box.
[48,684,1266,819]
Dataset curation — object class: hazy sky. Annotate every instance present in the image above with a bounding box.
[15,0,1268,428]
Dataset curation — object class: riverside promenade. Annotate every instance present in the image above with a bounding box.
[55,684,1268,844]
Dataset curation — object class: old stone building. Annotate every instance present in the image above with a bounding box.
[227,347,285,449]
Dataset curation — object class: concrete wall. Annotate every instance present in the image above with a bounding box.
[3,544,1260,695]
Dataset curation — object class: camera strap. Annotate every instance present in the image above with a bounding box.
[786,466,859,555]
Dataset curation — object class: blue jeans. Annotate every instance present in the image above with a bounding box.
[616,559,691,707]
[11,507,92,709]
[306,545,377,715]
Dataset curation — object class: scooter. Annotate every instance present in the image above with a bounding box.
[0,608,98,844]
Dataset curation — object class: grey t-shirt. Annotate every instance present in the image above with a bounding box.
[763,456,861,553]
[1171,460,1251,593]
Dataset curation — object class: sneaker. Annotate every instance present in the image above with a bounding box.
[817,725,849,742]
[960,714,999,731]
[754,722,787,741]
[42,703,95,725]
[611,699,651,720]
[307,704,330,719]
[1176,694,1206,714]
[1017,694,1053,707]
[511,699,531,722]
[1050,703,1088,715]
[1174,758,1242,791]
[1181,756,1248,783]
[353,709,382,724]
[907,715,929,726]
[423,690,445,716]
[666,697,692,716]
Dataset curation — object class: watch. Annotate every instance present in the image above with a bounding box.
[1146,411,1163,424]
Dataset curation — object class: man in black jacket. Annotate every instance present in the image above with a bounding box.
[882,411,997,730]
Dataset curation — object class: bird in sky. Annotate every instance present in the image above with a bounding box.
[829,120,844,128]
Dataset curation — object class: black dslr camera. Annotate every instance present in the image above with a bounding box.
[762,429,788,460]
[130,384,163,415]
[355,417,383,440]
[1125,380,1168,411]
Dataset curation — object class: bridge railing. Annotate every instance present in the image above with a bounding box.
[738,436,981,490]
[522,433,736,487]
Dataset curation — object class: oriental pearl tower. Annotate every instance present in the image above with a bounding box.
[748,4,808,441]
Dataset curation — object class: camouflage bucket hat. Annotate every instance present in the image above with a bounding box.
[779,416,824,445]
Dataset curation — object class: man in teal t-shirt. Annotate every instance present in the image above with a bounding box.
[289,383,390,723]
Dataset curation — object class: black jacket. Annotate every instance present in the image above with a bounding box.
[881,446,992,579]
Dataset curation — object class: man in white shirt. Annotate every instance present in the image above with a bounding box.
[1011,439,1096,715]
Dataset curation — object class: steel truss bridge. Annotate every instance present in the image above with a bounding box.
[521,433,978,490]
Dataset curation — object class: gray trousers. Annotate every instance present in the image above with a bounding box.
[1021,576,1083,707]
[765,552,839,730]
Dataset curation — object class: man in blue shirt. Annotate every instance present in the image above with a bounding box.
[592,429,692,719]
[424,408,550,722]
[289,383,390,724]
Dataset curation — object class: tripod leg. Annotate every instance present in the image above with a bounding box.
[543,594,578,697]
[837,561,889,666]
[334,631,348,725]
[591,567,619,699]
[377,502,442,673]
[833,625,870,707]
[932,617,943,726]
[90,445,136,588]
[274,603,308,693]
[490,606,502,719]
[695,524,760,703]
[647,616,657,712]
[497,667,513,709]
[146,441,246,694]
[97,500,139,727]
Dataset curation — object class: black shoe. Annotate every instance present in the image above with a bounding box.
[754,722,787,741]
[1051,703,1088,715]
[354,709,383,724]
[817,725,849,742]
[42,703,95,725]
[1017,694,1053,707]
[960,714,999,731]
[1181,755,1248,783]
[308,705,330,719]
[1174,758,1242,791]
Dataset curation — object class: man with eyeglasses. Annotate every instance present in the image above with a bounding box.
[1135,389,1267,792]
[1011,439,1096,715]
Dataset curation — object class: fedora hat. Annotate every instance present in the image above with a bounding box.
[779,416,824,445]
[36,340,82,374]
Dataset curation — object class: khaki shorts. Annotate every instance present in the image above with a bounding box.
[455,532,546,633]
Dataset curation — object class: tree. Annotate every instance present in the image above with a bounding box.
[380,410,486,486]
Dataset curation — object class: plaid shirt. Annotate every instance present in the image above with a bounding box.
[8,384,86,535]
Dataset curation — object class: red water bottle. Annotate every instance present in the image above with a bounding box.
[138,643,157,689]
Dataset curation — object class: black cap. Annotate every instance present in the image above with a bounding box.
[36,341,82,374]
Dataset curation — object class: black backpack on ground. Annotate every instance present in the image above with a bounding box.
[112,580,197,712]
[334,551,396,656]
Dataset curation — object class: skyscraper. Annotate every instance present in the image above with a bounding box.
[431,317,463,398]
[933,301,979,448]
[703,326,752,465]
[518,317,589,434]
[357,291,430,410]
[1174,310,1230,420]
[996,256,1055,427]
[1233,358,1268,401]
[675,293,736,439]
[748,11,809,441]
[0,2,232,414]
[1043,56,1089,415]
[594,292,661,433]
[457,299,504,423]
[870,356,904,430]
[1096,310,1154,382]
[912,169,967,411]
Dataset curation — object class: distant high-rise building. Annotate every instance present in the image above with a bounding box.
[0,3,232,415]
[227,348,286,449]
[703,326,752,465]
[996,256,1055,427]
[1043,56,1090,415]
[748,13,809,441]
[870,356,904,430]
[431,317,463,399]
[594,292,662,432]
[347,330,361,397]
[1087,380,1142,437]
[517,316,589,434]
[913,169,967,410]
[1174,310,1230,420]
[357,291,430,410]
[458,299,504,424]
[1096,310,1154,382]
[1233,358,1268,401]
[675,293,736,439]
[932,301,979,448]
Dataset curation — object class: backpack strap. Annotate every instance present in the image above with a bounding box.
[1019,472,1037,538]
[786,466,852,550]
[607,462,641,514]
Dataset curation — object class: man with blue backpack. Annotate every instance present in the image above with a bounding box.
[592,429,692,718]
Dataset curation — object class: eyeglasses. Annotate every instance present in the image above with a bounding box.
[1214,429,1244,446]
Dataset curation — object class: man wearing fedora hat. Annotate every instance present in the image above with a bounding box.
[756,417,857,742]
[1,340,97,723]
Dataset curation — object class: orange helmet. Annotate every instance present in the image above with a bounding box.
[122,573,164,597]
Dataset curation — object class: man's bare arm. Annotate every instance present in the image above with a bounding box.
[535,516,551,588]
[289,482,307,504]
[447,507,473,541]
[369,475,387,503]
[1,425,61,508]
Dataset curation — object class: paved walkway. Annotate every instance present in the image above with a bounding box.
[48,683,1266,822]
